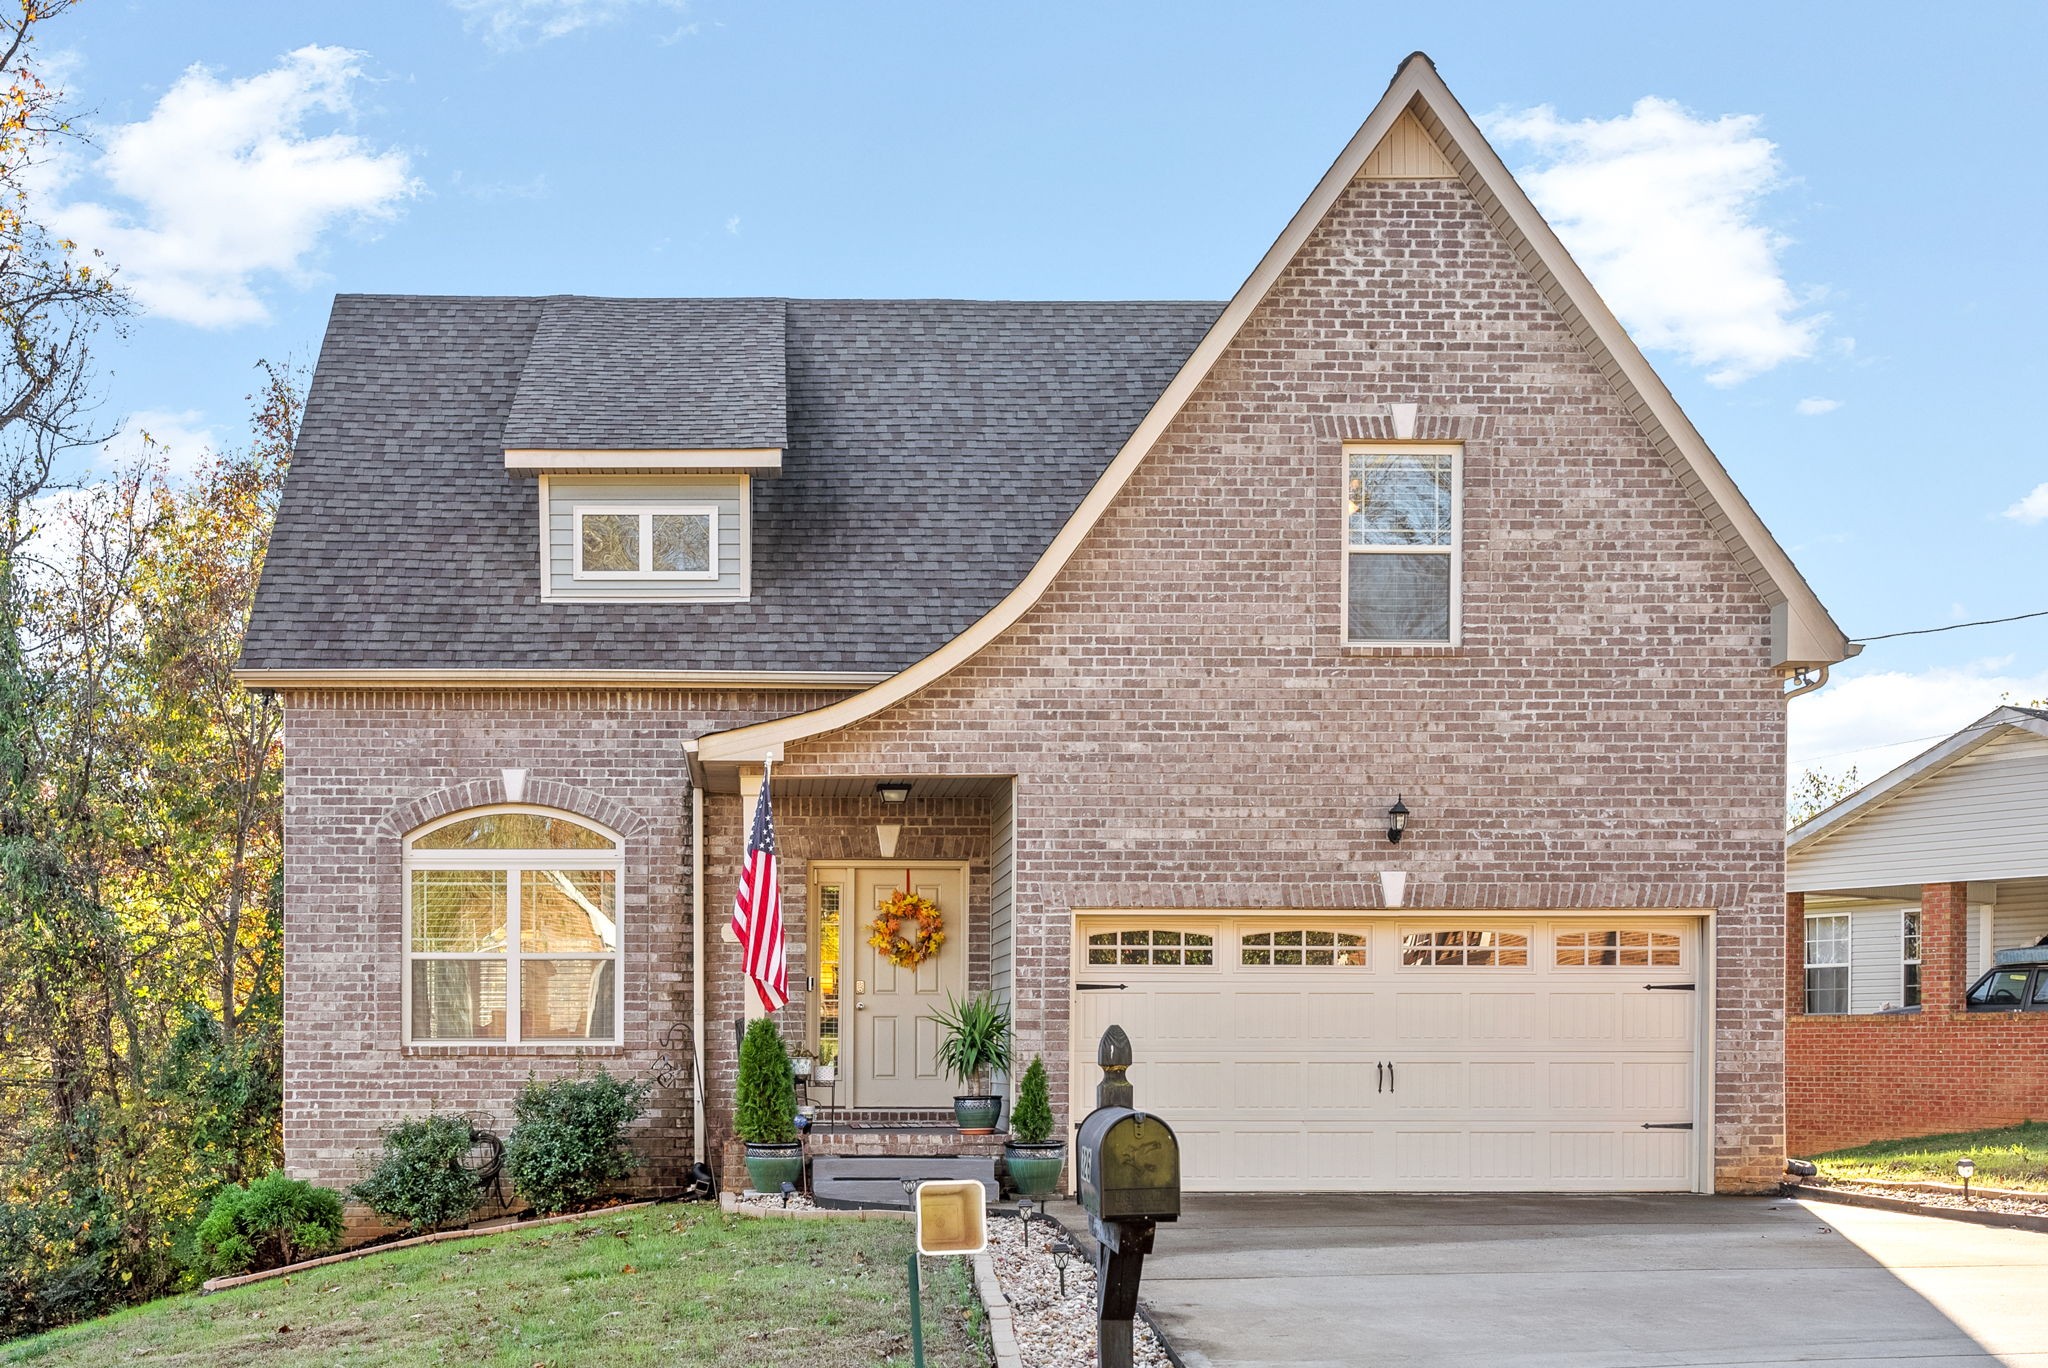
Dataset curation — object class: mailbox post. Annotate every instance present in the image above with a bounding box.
[1076,1027,1180,1368]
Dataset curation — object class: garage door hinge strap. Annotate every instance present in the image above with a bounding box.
[1641,1122,1694,1130]
[1644,983,1696,991]
[1075,982,1128,991]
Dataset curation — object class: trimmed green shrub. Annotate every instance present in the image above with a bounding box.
[503,1070,650,1215]
[1010,1056,1054,1144]
[191,1173,344,1277]
[349,1114,484,1234]
[734,1017,797,1144]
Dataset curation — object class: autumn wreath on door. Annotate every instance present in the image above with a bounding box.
[869,886,946,968]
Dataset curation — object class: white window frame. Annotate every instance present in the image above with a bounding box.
[1342,442,1462,647]
[402,805,626,1047]
[1901,908,1922,1009]
[1803,913,1851,1015]
[571,503,719,581]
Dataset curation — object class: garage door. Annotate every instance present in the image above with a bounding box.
[1070,916,1700,1192]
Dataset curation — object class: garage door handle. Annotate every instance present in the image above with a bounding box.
[1387,1062,1395,1093]
[1644,983,1696,991]
[1376,1062,1384,1093]
[1076,982,1128,991]
[1641,1122,1694,1130]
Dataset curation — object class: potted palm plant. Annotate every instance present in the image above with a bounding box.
[735,1017,802,1192]
[932,991,1012,1133]
[1004,1055,1064,1197]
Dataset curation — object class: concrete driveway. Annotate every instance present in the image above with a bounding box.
[1055,1194,2048,1367]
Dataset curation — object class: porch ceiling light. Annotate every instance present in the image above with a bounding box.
[876,781,912,804]
[1386,796,1410,845]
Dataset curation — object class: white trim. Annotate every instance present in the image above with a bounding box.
[1341,442,1462,647]
[1801,911,1852,1015]
[506,447,783,471]
[697,55,1847,767]
[536,472,553,601]
[235,668,889,689]
[400,804,626,1049]
[571,504,719,581]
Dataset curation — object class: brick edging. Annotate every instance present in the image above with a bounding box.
[1785,1183,2048,1235]
[199,1201,659,1293]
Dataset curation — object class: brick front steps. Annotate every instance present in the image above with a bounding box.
[720,1125,1012,1197]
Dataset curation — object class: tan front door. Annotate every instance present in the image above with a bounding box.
[812,864,968,1109]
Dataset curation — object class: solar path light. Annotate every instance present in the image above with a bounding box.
[1958,1156,1975,1202]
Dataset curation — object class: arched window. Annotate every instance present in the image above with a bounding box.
[403,807,624,1045]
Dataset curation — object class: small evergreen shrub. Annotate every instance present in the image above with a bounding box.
[1010,1056,1055,1144]
[734,1017,797,1144]
[349,1114,484,1234]
[503,1070,650,1215]
[191,1173,344,1277]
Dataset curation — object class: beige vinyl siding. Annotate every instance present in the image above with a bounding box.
[1788,732,2048,890]
[545,474,747,601]
[1359,110,1457,179]
[1847,905,1909,1014]
[1993,882,2048,951]
[987,779,1014,1015]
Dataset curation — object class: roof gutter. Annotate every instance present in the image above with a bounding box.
[233,668,889,691]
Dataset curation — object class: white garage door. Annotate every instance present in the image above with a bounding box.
[1070,916,1700,1193]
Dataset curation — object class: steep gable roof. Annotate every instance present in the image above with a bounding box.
[696,52,1851,768]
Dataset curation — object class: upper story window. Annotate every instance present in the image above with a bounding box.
[405,807,624,1045]
[1803,913,1850,1014]
[574,504,717,580]
[1345,444,1460,644]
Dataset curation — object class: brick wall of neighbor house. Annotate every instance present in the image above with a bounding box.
[763,174,1792,1192]
[279,686,846,1216]
[1787,884,2048,1153]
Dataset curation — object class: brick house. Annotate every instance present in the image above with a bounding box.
[239,53,1851,1207]
[1786,707,2048,1154]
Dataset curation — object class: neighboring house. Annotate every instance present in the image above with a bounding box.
[1786,707,2048,1154]
[239,52,1853,1212]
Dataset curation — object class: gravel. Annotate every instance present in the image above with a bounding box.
[1812,1179,2048,1219]
[986,1215,1172,1368]
[732,1191,820,1213]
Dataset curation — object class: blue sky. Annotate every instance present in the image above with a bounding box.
[44,0,2048,781]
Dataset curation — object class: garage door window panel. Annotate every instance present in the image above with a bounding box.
[1401,928,1530,967]
[1086,928,1214,967]
[1241,929,1369,967]
[1556,929,1681,968]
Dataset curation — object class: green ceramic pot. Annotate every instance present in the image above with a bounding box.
[743,1142,804,1194]
[953,1095,1003,1134]
[1004,1141,1066,1198]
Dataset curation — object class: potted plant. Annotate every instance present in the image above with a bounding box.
[735,1017,803,1192]
[1004,1055,1064,1197]
[932,991,1013,1133]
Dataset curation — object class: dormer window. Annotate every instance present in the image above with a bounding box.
[573,504,717,581]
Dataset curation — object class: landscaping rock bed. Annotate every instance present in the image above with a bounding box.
[986,1215,1172,1368]
[1790,1178,2048,1233]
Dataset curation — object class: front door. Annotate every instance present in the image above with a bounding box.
[812,864,968,1109]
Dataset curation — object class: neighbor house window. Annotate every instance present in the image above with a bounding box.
[1803,914,1850,1014]
[1400,928,1528,967]
[1345,445,1459,643]
[573,504,716,579]
[1901,909,1922,1008]
[1241,929,1368,967]
[404,807,624,1044]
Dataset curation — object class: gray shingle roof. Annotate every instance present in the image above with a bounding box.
[502,296,788,450]
[240,294,1222,674]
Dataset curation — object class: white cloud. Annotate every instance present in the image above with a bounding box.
[1795,396,1841,416]
[50,46,416,328]
[450,0,687,50]
[99,409,219,480]
[1788,662,2048,783]
[2002,481,2048,524]
[1487,97,1824,386]
[725,214,741,236]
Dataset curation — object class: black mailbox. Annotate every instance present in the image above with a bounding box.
[1075,1107,1180,1223]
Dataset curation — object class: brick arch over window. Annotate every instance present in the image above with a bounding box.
[378,777,650,843]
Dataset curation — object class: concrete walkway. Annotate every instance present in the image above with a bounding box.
[1052,1193,2048,1367]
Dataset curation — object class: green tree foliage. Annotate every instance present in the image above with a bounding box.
[502,1072,650,1215]
[733,1017,796,1144]
[1788,765,1860,829]
[189,1173,343,1278]
[348,1115,485,1234]
[1010,1056,1054,1144]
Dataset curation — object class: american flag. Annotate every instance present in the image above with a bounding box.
[731,767,788,1012]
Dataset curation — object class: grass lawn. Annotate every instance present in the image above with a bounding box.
[1,1204,988,1367]
[1815,1121,2048,1192]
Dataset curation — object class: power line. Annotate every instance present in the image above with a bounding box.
[1853,607,2048,643]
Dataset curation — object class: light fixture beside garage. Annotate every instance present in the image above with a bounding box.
[1386,796,1409,844]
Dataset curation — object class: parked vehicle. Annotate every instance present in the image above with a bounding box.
[1965,957,2048,1012]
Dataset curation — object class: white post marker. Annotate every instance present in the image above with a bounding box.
[907,1179,988,1366]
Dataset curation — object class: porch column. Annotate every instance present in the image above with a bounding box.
[1785,892,1806,1017]
[1920,881,1970,1013]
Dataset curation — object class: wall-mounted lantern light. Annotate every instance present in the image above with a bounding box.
[876,781,912,804]
[1386,796,1410,845]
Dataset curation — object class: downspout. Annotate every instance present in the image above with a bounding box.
[685,742,708,1168]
